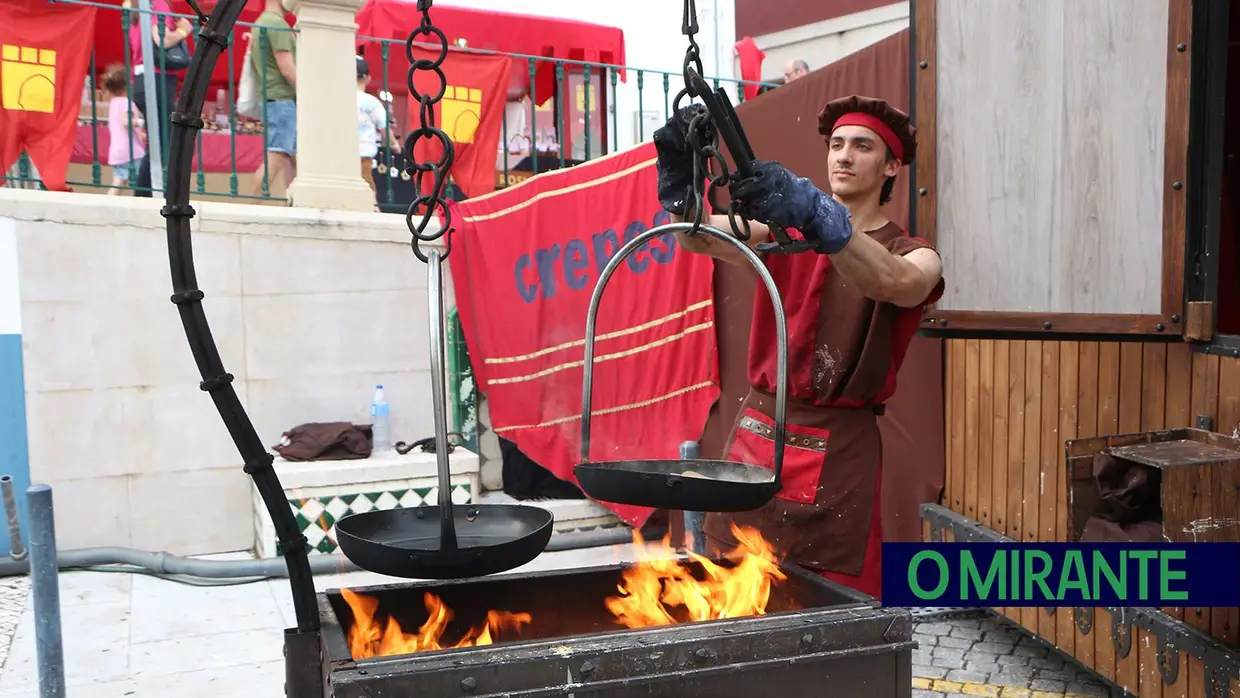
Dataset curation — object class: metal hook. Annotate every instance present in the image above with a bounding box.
[681,0,698,37]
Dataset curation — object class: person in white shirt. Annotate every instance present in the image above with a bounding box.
[355,55,400,205]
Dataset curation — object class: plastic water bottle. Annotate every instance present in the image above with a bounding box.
[370,385,391,453]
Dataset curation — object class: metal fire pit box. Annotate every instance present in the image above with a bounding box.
[317,559,915,698]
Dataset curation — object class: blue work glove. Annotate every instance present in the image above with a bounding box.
[730,160,854,254]
[652,105,709,215]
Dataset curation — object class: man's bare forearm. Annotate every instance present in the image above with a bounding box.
[669,211,768,267]
[829,232,936,307]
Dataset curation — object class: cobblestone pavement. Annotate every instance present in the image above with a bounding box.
[0,577,30,670]
[912,613,1113,697]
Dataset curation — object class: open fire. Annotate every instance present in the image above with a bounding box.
[340,523,788,660]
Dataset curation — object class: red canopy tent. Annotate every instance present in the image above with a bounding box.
[354,0,626,108]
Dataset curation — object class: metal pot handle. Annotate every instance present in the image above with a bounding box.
[578,222,787,486]
[426,249,459,552]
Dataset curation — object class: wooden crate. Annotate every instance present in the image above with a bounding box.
[942,339,1240,693]
[1066,427,1240,546]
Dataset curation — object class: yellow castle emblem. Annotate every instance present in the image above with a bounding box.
[2,44,57,114]
[441,85,482,144]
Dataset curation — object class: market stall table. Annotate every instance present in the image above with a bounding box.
[72,122,265,174]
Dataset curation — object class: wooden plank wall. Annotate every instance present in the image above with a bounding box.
[932,0,1171,318]
[943,338,1240,698]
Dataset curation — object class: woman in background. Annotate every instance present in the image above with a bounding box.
[123,0,192,197]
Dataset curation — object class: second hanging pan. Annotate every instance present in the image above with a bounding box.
[573,221,788,513]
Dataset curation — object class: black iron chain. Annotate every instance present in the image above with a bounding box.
[671,0,751,243]
[404,0,455,263]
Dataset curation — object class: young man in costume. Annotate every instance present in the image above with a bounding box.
[653,95,945,599]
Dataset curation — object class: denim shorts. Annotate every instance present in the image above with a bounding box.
[263,99,297,156]
[113,158,142,183]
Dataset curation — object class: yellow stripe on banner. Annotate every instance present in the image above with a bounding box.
[462,157,658,222]
[463,145,654,207]
[492,380,716,434]
[487,321,713,385]
[484,299,714,365]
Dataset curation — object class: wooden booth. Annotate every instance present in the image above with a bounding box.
[912,0,1240,695]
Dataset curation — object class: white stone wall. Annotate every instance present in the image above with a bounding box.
[0,188,454,555]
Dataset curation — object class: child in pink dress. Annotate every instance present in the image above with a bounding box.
[102,64,147,195]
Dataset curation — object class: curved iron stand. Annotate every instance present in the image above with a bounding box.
[161,2,323,696]
[575,221,789,510]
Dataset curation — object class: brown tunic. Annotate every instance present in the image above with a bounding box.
[703,222,944,576]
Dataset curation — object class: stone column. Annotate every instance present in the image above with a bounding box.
[283,0,374,211]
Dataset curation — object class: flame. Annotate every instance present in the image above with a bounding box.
[339,523,785,660]
[342,587,533,659]
[604,524,786,628]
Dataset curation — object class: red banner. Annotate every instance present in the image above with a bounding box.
[447,143,720,527]
[0,0,98,190]
[734,37,766,102]
[409,46,510,199]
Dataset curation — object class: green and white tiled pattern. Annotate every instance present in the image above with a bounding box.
[257,479,474,557]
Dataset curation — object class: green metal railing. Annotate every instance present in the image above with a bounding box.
[6,1,293,202]
[355,33,780,213]
[7,2,779,207]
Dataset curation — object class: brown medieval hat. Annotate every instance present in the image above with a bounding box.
[817,95,917,166]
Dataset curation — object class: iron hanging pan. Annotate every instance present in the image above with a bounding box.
[573,221,788,512]
[336,250,553,579]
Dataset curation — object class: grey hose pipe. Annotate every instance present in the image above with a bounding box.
[0,526,639,579]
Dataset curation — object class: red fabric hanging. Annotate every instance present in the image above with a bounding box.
[733,36,765,101]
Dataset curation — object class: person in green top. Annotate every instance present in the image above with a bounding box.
[248,0,298,196]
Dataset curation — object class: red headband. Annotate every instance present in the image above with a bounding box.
[831,112,903,163]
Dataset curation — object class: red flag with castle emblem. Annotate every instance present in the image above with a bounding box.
[0,0,98,191]
[408,46,511,199]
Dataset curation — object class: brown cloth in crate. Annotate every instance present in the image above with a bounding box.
[1093,452,1163,525]
[1078,453,1164,544]
[273,422,373,461]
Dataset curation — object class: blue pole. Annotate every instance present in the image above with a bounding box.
[679,442,707,555]
[27,484,64,698]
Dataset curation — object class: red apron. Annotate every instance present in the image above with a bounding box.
[703,222,943,599]
[703,388,882,580]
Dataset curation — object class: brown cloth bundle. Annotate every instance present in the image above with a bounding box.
[273,422,373,461]
[1079,453,1164,543]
